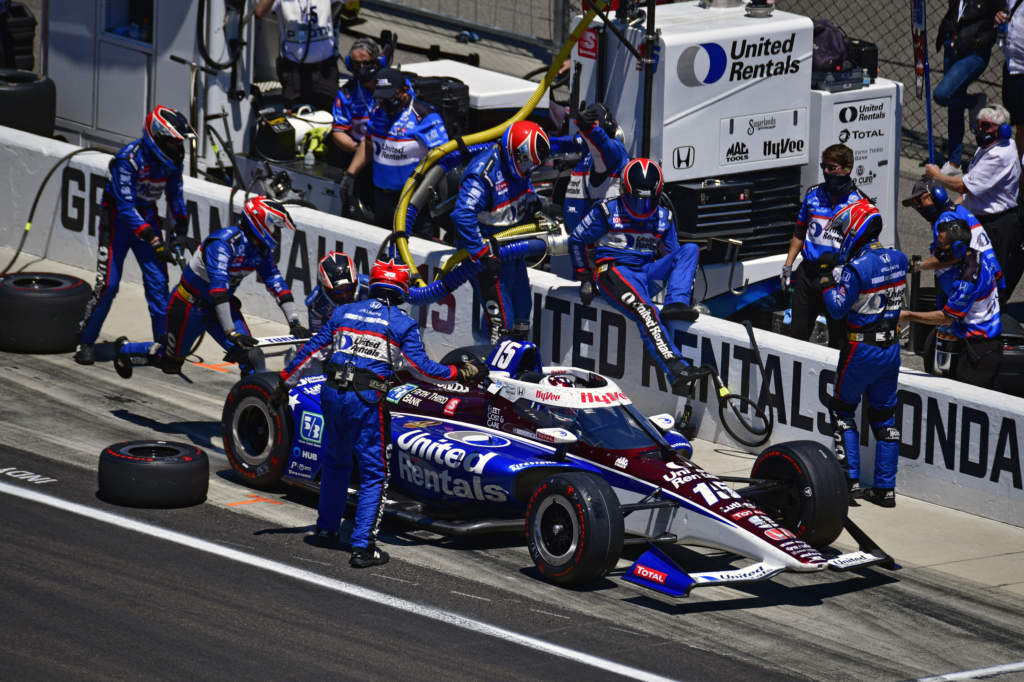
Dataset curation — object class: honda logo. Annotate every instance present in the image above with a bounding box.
[673,145,695,169]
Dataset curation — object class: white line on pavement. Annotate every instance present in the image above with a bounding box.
[1,481,679,682]
[916,661,1024,681]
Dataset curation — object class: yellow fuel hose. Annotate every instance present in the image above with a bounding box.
[392,2,608,286]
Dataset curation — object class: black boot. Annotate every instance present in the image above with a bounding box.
[661,302,700,322]
[350,543,390,568]
[671,365,711,392]
[74,344,95,365]
[847,478,862,506]
[862,487,895,508]
[113,337,132,379]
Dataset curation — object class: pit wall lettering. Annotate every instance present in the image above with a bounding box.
[1,128,1020,527]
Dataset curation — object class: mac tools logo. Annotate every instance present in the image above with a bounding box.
[725,141,749,163]
[677,34,800,87]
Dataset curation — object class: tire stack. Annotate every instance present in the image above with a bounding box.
[8,2,37,71]
[0,273,91,353]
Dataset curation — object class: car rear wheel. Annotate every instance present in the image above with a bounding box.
[749,440,847,548]
[222,372,293,490]
[525,472,624,586]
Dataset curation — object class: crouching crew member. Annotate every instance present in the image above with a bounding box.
[272,260,486,568]
[821,200,908,508]
[306,251,362,333]
[75,106,195,365]
[569,159,705,392]
[115,196,308,377]
[901,218,1003,389]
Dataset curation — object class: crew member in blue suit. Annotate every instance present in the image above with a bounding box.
[901,217,1003,390]
[75,106,195,365]
[114,196,308,377]
[782,144,866,348]
[569,159,705,392]
[451,120,552,343]
[340,67,448,229]
[306,250,362,332]
[273,259,486,568]
[560,102,629,233]
[821,199,908,508]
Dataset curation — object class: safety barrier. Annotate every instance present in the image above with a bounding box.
[1,126,1021,527]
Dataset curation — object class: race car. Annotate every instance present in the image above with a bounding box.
[221,338,894,595]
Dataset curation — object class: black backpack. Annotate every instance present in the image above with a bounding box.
[813,18,847,72]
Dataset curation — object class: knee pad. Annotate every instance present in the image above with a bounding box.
[868,405,899,442]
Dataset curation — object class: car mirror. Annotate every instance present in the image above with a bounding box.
[535,428,578,445]
[648,413,676,433]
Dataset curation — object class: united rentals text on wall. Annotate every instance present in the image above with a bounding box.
[1,129,1021,527]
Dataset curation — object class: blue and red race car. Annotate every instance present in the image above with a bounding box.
[221,338,894,595]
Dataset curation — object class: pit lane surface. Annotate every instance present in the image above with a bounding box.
[3,333,1024,680]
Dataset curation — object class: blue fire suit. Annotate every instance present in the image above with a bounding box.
[560,124,629,233]
[569,198,701,383]
[280,296,458,549]
[937,250,1003,388]
[823,240,908,490]
[931,204,1005,294]
[120,226,294,372]
[78,138,188,346]
[332,79,374,145]
[305,274,368,332]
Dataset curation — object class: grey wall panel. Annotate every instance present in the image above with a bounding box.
[47,2,97,126]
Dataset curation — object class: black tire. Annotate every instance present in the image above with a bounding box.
[221,372,293,490]
[98,441,208,508]
[922,327,937,375]
[440,344,493,365]
[910,286,936,355]
[525,472,624,586]
[749,440,847,548]
[718,393,773,448]
[0,272,91,353]
[0,68,56,137]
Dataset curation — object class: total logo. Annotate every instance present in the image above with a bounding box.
[677,34,800,87]
[725,141,749,163]
[634,564,668,584]
[838,128,883,143]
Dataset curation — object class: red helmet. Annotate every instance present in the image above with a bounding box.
[621,158,663,219]
[369,259,411,299]
[242,196,296,253]
[502,120,550,179]
[143,105,195,169]
[318,251,357,304]
[833,199,883,263]
[542,374,576,388]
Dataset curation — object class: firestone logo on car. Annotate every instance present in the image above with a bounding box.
[634,564,667,584]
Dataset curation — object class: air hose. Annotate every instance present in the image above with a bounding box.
[2,147,105,275]
[391,0,609,286]
[196,0,246,72]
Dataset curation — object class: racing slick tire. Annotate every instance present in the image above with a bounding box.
[222,371,293,490]
[749,440,847,548]
[525,472,624,587]
[97,441,208,508]
[0,272,91,353]
[0,69,57,137]
[441,345,494,366]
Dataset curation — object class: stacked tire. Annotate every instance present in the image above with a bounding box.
[0,273,91,353]
[0,68,56,137]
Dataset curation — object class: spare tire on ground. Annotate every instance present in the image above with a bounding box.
[98,441,209,508]
[0,272,91,353]
[0,68,56,137]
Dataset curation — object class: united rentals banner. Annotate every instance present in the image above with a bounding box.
[2,128,1021,527]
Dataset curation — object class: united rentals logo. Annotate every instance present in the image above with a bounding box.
[673,145,695,169]
[725,141,749,163]
[677,34,800,87]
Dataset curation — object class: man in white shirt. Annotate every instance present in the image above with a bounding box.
[925,104,1024,295]
[256,0,339,112]
[999,1,1024,152]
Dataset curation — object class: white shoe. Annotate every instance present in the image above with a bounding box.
[939,161,962,177]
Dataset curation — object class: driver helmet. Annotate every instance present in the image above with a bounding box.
[833,198,882,264]
[620,158,663,219]
[369,258,411,300]
[501,120,550,179]
[318,251,358,305]
[542,373,576,388]
[241,196,296,254]
[142,105,195,170]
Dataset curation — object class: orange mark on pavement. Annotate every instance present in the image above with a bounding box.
[191,361,235,373]
[227,494,285,506]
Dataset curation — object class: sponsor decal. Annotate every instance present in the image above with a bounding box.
[677,34,799,88]
[725,141,749,163]
[396,429,506,502]
[578,28,598,59]
[444,431,510,448]
[291,446,318,462]
[536,428,573,443]
[580,390,628,405]
[839,102,886,123]
[387,383,418,404]
[747,115,777,136]
[436,382,470,393]
[510,461,547,472]
[534,390,561,402]
[299,411,324,446]
[634,564,668,584]
[673,145,695,169]
[402,419,441,429]
[828,551,881,568]
[731,509,755,520]
[839,128,882,143]
[486,405,503,429]
[443,398,461,416]
[763,137,804,159]
[615,456,629,469]
[765,527,797,541]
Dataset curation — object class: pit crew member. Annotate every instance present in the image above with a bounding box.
[255,0,339,112]
[821,199,908,508]
[341,67,448,229]
[306,250,363,332]
[569,158,706,392]
[782,144,866,349]
[451,120,552,343]
[115,196,307,377]
[560,102,629,233]
[272,259,486,568]
[75,105,195,365]
[900,218,1003,389]
[328,37,381,172]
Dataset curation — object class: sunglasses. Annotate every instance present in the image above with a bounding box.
[820,162,850,173]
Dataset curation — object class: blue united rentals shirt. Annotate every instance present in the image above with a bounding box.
[367,98,448,191]
[795,184,865,264]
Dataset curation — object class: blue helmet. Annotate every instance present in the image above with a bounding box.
[142,106,195,170]
[241,196,296,253]
[621,158,663,219]
[834,199,883,263]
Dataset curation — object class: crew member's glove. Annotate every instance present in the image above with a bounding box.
[339,172,356,204]
[780,264,791,290]
[228,330,259,348]
[819,271,837,290]
[579,280,596,306]
[576,103,603,132]
[151,238,177,264]
[456,357,489,384]
[289,319,310,339]
[476,237,502,276]
[269,380,290,409]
